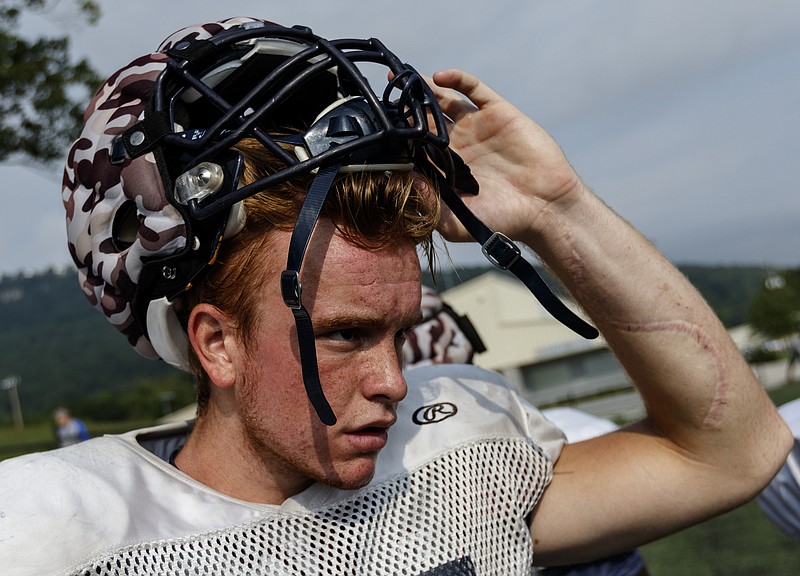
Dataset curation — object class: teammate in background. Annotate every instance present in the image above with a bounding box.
[757,397,800,540]
[52,407,90,447]
[402,285,486,368]
[0,17,791,575]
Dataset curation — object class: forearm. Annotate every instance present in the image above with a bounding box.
[526,183,790,476]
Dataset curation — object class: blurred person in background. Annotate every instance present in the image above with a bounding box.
[52,407,90,448]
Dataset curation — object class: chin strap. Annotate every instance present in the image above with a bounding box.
[421,147,598,340]
[280,164,340,426]
[439,183,599,340]
[275,97,597,425]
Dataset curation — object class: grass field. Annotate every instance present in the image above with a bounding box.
[2,382,799,573]
[0,419,155,460]
[640,499,800,575]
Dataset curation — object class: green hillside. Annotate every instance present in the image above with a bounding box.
[0,264,771,420]
[0,268,189,421]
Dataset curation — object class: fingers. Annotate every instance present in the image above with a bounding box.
[425,76,476,123]
[431,69,501,112]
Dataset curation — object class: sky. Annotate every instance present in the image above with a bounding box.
[1,0,799,277]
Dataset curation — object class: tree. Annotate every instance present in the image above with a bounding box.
[747,268,800,339]
[0,0,102,163]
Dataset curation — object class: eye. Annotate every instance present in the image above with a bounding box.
[329,328,357,342]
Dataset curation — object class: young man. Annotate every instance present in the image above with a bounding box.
[0,17,791,575]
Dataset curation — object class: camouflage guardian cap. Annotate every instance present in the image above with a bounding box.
[62,17,459,375]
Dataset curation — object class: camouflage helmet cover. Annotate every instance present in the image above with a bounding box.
[403,286,487,368]
[62,16,594,427]
[62,18,274,362]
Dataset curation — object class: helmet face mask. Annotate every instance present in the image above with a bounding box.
[144,29,453,219]
[123,21,457,310]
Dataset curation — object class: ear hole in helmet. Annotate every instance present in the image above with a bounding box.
[112,200,139,251]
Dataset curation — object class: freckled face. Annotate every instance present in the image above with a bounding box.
[236,219,422,493]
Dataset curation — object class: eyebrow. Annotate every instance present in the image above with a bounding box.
[314,310,424,331]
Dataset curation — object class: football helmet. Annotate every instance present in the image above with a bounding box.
[63,17,595,425]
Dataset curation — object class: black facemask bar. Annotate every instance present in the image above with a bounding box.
[120,23,597,426]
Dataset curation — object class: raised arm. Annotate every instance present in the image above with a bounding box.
[430,69,792,565]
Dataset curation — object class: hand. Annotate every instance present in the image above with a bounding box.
[429,69,584,244]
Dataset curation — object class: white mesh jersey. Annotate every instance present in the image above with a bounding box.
[0,364,565,576]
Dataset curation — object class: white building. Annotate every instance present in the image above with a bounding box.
[439,271,630,407]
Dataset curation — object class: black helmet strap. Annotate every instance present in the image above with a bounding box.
[280,163,341,426]
[439,183,599,340]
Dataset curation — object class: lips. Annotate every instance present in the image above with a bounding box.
[345,417,395,452]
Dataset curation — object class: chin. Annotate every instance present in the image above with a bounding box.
[324,459,378,491]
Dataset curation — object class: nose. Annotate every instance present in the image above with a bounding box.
[362,343,408,405]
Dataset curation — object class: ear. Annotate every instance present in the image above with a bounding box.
[187,303,239,389]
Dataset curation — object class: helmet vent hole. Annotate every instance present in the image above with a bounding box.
[112,200,139,251]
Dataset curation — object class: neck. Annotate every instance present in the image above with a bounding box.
[174,402,314,504]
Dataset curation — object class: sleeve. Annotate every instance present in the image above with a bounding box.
[78,419,91,441]
[516,387,568,463]
[0,451,102,575]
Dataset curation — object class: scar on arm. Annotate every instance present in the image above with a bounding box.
[608,319,730,428]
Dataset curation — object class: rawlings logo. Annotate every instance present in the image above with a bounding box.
[412,402,458,425]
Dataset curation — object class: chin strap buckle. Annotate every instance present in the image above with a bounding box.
[281,270,302,310]
[482,232,521,270]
